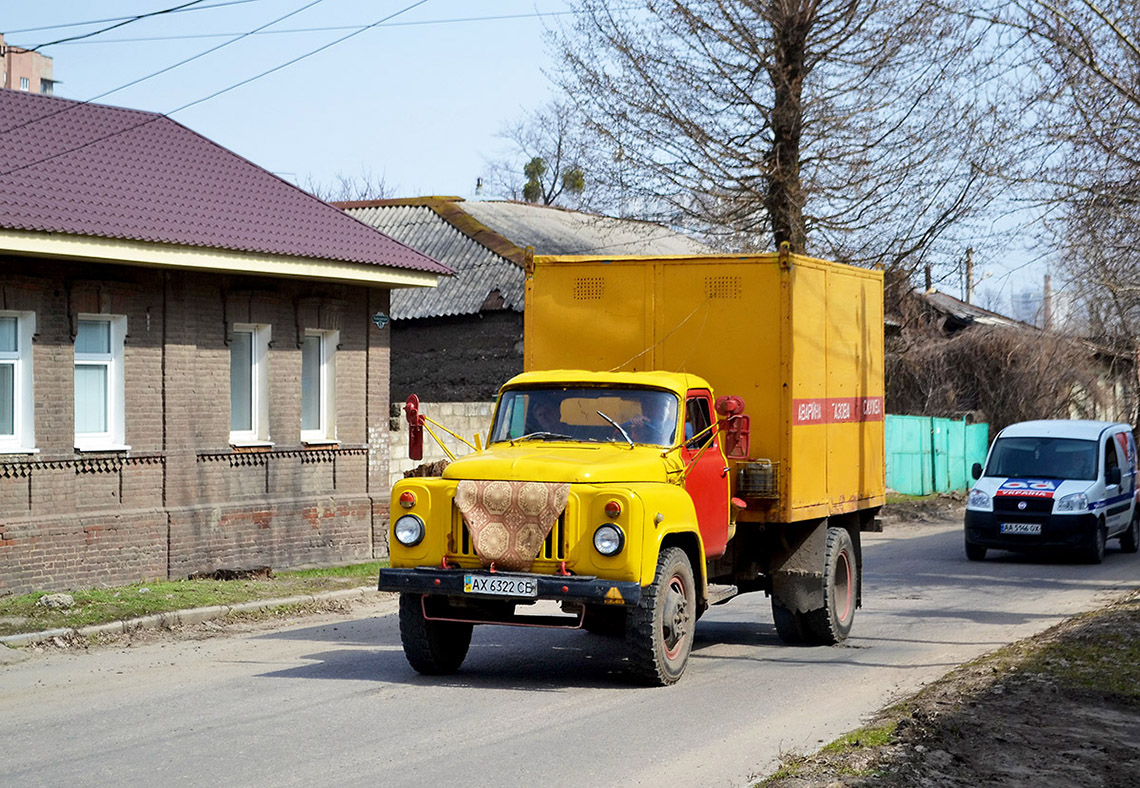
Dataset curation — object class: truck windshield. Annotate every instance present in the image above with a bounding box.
[490,387,680,447]
[985,437,1098,481]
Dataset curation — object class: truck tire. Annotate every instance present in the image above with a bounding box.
[771,599,808,644]
[799,527,857,645]
[965,541,987,561]
[626,547,696,685]
[1121,511,1140,554]
[398,593,473,675]
[1084,519,1107,564]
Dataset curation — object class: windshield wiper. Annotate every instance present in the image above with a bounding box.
[511,431,572,444]
[596,410,634,449]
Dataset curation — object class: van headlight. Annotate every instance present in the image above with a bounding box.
[393,514,425,546]
[1055,492,1089,512]
[967,488,991,510]
[593,524,625,556]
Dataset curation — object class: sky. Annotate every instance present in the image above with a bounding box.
[3,0,570,198]
[4,1,1053,314]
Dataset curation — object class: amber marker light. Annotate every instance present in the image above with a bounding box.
[399,491,417,509]
[604,500,622,519]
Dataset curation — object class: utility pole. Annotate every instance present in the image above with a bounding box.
[1043,274,1053,330]
[964,247,975,304]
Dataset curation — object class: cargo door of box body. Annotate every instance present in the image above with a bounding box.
[657,259,783,463]
[789,263,885,520]
[525,261,652,372]
[788,263,829,517]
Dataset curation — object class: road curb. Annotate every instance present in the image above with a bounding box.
[0,586,381,648]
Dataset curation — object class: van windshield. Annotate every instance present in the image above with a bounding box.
[985,437,1098,481]
[490,387,679,447]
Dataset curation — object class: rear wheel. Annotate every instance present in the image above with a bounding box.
[771,599,807,644]
[398,593,473,675]
[965,541,987,561]
[800,527,857,644]
[626,547,696,685]
[772,527,858,645]
[1120,511,1140,554]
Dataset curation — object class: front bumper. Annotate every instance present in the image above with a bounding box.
[378,567,643,607]
[964,509,1098,553]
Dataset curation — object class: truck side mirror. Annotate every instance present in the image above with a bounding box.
[1108,466,1122,486]
[971,462,983,480]
[405,394,425,461]
[715,395,750,459]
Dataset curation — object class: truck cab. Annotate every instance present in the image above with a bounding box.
[964,420,1140,562]
[381,370,729,685]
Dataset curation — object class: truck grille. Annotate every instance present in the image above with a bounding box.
[449,506,567,562]
[994,496,1054,514]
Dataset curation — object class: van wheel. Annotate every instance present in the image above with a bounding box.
[398,593,472,675]
[1121,512,1140,554]
[965,541,987,561]
[626,547,696,685]
[1084,519,1107,564]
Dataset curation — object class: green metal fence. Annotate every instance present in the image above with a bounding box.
[885,415,989,495]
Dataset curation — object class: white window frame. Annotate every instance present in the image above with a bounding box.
[74,314,128,452]
[0,311,36,454]
[19,77,29,91]
[301,329,338,444]
[229,323,272,446]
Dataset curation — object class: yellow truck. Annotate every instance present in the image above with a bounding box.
[379,249,885,684]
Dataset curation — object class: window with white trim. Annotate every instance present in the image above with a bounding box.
[301,329,338,443]
[0,312,35,453]
[74,315,127,451]
[230,323,271,444]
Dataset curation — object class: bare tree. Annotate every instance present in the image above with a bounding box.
[301,168,392,203]
[484,100,595,208]
[552,0,1016,298]
[984,2,1140,342]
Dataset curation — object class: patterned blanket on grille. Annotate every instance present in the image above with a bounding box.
[454,480,571,571]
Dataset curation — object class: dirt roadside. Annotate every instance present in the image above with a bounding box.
[764,497,1140,787]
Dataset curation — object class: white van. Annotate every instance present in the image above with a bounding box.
[965,420,1139,563]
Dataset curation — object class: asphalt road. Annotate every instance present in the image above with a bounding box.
[3,517,1139,788]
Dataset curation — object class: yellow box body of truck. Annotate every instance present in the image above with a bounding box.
[525,251,886,521]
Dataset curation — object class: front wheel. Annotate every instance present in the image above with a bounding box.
[1084,519,1107,565]
[398,593,473,675]
[1120,511,1140,554]
[626,547,696,685]
[965,541,987,561]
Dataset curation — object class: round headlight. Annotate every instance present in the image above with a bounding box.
[394,514,425,547]
[593,523,625,556]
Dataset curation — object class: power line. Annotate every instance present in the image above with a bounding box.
[0,0,432,178]
[41,10,589,45]
[0,0,330,138]
[6,0,266,36]
[169,0,431,114]
[28,0,213,51]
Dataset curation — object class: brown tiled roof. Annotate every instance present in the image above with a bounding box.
[0,91,450,274]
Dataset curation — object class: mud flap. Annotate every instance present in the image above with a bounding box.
[769,520,828,614]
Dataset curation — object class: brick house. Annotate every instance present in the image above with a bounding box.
[0,91,450,595]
